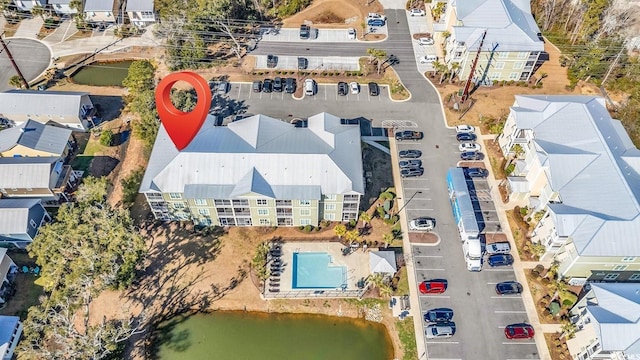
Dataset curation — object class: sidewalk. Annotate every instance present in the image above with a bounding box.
[13,17,44,39]
[42,19,76,44]
[49,29,162,58]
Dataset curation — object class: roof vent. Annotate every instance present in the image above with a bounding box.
[291,118,307,128]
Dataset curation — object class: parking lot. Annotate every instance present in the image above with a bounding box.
[254,55,361,71]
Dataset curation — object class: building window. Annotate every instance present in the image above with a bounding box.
[622,257,636,262]
[494,62,505,69]
[325,194,337,201]
[509,72,519,80]
[513,62,524,69]
[603,273,619,281]
[198,209,210,216]
[147,192,163,199]
[276,200,292,206]
[299,200,311,206]
[30,219,37,228]
[194,199,207,206]
[214,199,231,206]
[612,265,628,271]
[324,213,335,220]
[233,199,249,206]
[257,199,268,206]
[325,204,336,211]
[629,273,640,280]
[300,209,311,216]
[300,219,311,225]
[498,52,509,58]
[490,72,500,80]
[169,193,182,199]
[257,209,269,216]
[173,203,185,209]
[259,219,270,225]
[518,52,528,59]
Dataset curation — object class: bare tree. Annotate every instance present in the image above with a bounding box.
[213,19,244,59]
[594,0,639,42]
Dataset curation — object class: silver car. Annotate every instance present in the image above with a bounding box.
[409,217,435,231]
[425,323,456,339]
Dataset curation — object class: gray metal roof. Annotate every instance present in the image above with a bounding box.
[369,251,397,274]
[125,0,153,12]
[0,315,20,349]
[451,0,543,52]
[0,199,42,234]
[0,90,88,118]
[0,157,58,189]
[584,283,640,354]
[140,113,364,199]
[83,0,115,12]
[0,119,72,155]
[511,95,640,256]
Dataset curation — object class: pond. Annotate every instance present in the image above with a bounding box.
[71,60,132,86]
[155,311,394,360]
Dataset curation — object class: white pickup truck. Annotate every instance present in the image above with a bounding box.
[463,237,482,272]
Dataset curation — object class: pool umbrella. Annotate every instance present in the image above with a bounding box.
[369,251,397,275]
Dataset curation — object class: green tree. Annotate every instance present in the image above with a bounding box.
[8,75,24,89]
[99,129,113,146]
[122,60,156,95]
[170,88,198,112]
[334,223,347,239]
[31,4,45,20]
[120,168,145,207]
[368,273,392,298]
[358,211,372,227]
[251,241,270,282]
[345,229,361,244]
[75,176,109,203]
[382,233,393,248]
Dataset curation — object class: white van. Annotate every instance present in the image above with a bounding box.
[304,79,316,96]
[419,55,438,63]
[463,237,482,272]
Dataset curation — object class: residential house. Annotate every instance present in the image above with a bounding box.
[567,283,640,360]
[434,0,545,82]
[11,0,45,11]
[125,0,155,27]
[0,119,75,160]
[49,0,78,16]
[0,316,22,360]
[0,199,50,248]
[0,157,79,204]
[0,249,18,304]
[497,95,640,283]
[83,0,121,24]
[0,90,96,131]
[140,113,364,226]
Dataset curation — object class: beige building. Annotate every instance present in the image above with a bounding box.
[498,95,640,283]
[433,0,545,82]
[0,119,74,159]
[140,113,364,226]
[125,0,155,27]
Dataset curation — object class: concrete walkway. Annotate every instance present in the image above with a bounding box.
[43,19,76,44]
[48,28,162,58]
[13,17,44,39]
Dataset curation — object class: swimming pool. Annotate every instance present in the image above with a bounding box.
[292,252,347,289]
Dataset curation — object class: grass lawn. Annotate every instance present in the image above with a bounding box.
[394,267,410,295]
[395,318,418,360]
[83,137,108,156]
[0,251,43,319]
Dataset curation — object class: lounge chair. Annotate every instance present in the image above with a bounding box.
[269,288,280,293]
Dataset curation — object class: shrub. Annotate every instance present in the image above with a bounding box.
[303,225,313,233]
[376,206,386,218]
[120,168,144,207]
[99,129,113,146]
[541,277,551,285]
[349,219,357,228]
[562,299,575,307]
[320,219,331,227]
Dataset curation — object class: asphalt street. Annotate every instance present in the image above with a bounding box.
[0,38,50,91]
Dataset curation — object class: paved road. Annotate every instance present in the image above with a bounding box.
[0,38,50,91]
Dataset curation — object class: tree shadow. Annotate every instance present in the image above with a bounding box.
[91,95,124,122]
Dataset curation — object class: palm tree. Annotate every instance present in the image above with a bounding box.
[368,273,393,298]
[334,223,347,240]
[8,75,24,89]
[382,233,393,248]
[560,320,577,339]
[31,4,45,20]
[358,211,372,228]
[449,62,460,83]
[344,229,361,245]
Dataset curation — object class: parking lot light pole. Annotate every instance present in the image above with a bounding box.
[394,191,422,224]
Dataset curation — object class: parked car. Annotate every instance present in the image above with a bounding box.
[252,80,262,93]
[455,124,475,133]
[486,241,511,255]
[410,8,426,16]
[298,57,308,70]
[419,55,438,63]
[504,323,535,339]
[418,37,434,46]
[395,131,423,141]
[456,133,477,142]
[425,323,456,339]
[273,77,283,92]
[284,78,296,93]
[347,28,356,39]
[368,18,386,27]
[460,151,484,160]
[459,142,481,152]
[349,82,360,94]
[399,159,422,169]
[419,280,447,294]
[401,168,424,178]
[304,78,316,96]
[337,82,348,96]
[299,24,310,39]
[367,12,387,21]
[262,79,273,93]
[368,82,380,96]
[216,81,228,95]
[399,149,422,158]
[267,54,278,68]
[466,167,489,178]
[409,217,435,231]
[487,254,514,267]
[387,54,399,65]
[424,308,454,323]
[495,281,523,295]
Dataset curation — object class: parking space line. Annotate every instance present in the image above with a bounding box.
[487,282,499,285]
[427,358,462,360]
[424,341,460,345]
[491,296,522,299]
[420,295,451,298]
[483,268,515,272]
[501,342,536,345]
[417,268,445,271]
[494,310,527,314]
[408,208,434,211]
[414,255,443,258]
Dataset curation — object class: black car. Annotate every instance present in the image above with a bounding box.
[495,281,523,295]
[466,167,489,178]
[460,151,484,161]
[424,308,454,323]
[387,54,399,65]
[263,79,273,93]
[395,131,423,141]
[267,54,278,68]
[337,82,348,96]
[399,150,422,158]
[456,133,477,142]
[252,80,262,93]
[401,167,424,178]
[368,82,380,96]
[298,57,308,70]
[273,77,283,92]
[299,24,310,39]
[284,78,297,93]
[399,159,422,169]
[487,254,514,267]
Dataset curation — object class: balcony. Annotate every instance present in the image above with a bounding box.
[53,165,74,192]
[276,209,293,217]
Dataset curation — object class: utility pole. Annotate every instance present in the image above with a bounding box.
[0,32,29,89]
[461,30,487,103]
[602,41,626,86]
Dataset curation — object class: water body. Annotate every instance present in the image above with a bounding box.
[71,61,132,86]
[155,311,394,360]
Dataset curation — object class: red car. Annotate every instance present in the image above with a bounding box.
[504,323,535,339]
[419,280,447,294]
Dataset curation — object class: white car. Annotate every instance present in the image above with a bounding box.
[410,8,426,16]
[455,124,475,133]
[418,37,434,46]
[459,142,481,152]
[349,82,360,94]
[368,12,387,21]
[409,217,435,231]
[419,55,438,63]
[347,28,356,40]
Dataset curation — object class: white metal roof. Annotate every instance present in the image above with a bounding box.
[0,120,72,155]
[0,199,41,234]
[369,251,397,274]
[511,95,640,256]
[125,0,153,11]
[451,0,543,52]
[0,90,88,119]
[0,157,58,189]
[83,0,115,12]
[140,113,364,199]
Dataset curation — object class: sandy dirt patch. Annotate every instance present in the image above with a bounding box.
[282,0,384,29]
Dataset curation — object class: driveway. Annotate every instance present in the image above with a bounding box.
[0,38,51,91]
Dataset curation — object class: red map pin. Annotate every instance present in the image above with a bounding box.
[155,71,212,151]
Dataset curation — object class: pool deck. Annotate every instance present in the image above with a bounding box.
[266,242,372,298]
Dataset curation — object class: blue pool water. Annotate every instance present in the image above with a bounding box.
[292,252,347,289]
